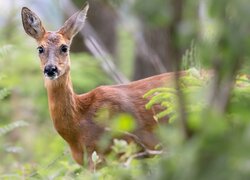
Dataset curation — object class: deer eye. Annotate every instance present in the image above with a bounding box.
[37,46,44,54]
[60,45,68,53]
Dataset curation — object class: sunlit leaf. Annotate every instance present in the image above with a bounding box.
[111,114,136,133]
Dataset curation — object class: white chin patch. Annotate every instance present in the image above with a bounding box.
[44,74,59,80]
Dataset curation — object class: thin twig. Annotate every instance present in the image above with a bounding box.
[104,127,164,167]
[28,150,69,178]
[83,23,129,84]
[124,149,163,167]
[135,31,167,73]
[104,127,148,151]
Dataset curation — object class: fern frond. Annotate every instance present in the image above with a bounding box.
[144,67,209,123]
[143,87,176,98]
[0,121,29,136]
[0,88,9,100]
[155,107,174,120]
[0,45,12,57]
[145,92,176,110]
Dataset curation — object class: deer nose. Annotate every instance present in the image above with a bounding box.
[44,65,58,79]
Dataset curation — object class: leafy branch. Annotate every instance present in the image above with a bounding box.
[144,68,210,123]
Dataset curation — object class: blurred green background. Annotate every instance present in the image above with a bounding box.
[1,0,250,179]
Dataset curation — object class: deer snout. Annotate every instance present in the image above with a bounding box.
[44,65,59,80]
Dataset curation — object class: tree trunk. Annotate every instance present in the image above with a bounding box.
[133,0,183,80]
[70,0,118,58]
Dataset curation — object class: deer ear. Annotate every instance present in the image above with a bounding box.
[21,7,46,40]
[59,2,89,40]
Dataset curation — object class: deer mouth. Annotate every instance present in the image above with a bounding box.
[44,73,59,80]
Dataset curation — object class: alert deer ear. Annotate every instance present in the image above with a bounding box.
[59,2,89,40]
[21,7,46,40]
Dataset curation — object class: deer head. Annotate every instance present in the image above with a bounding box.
[21,3,89,80]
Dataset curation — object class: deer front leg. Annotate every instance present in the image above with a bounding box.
[69,145,84,166]
[69,144,101,171]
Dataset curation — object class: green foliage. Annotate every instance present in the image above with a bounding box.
[144,68,209,123]
[111,139,138,159]
[144,87,177,122]
[0,89,8,100]
[0,87,9,101]
[182,41,200,70]
[0,55,9,101]
[141,71,250,180]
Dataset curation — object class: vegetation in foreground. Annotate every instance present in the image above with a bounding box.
[1,0,250,179]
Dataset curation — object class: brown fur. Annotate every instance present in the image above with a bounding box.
[21,3,183,168]
[44,70,182,166]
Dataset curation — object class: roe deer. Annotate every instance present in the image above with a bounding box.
[21,3,182,168]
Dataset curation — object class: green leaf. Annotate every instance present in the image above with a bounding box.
[111,114,136,132]
[0,88,9,100]
[112,139,128,154]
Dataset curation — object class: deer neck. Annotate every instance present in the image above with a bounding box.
[45,71,79,136]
